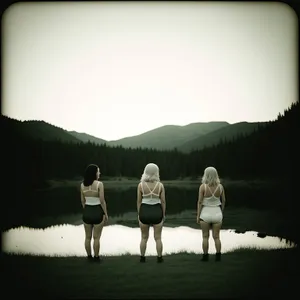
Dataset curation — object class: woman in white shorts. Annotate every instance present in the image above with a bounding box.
[196,166,226,262]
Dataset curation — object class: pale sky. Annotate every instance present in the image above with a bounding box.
[2,1,298,141]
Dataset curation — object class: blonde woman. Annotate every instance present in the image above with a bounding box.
[197,166,226,261]
[137,163,166,263]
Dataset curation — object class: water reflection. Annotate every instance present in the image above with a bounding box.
[2,224,296,257]
[31,183,279,221]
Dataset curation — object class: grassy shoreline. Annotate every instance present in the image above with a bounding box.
[4,177,298,298]
[2,248,299,298]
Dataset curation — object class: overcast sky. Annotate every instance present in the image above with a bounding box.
[2,1,298,141]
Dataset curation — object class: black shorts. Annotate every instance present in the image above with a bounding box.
[139,203,163,225]
[82,204,104,225]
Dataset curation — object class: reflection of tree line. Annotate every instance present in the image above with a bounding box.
[7,184,281,229]
[2,180,296,236]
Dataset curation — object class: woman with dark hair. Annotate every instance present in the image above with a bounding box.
[80,164,108,261]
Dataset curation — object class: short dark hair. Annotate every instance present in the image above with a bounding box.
[83,164,99,186]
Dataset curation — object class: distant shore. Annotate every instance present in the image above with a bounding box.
[39,176,280,191]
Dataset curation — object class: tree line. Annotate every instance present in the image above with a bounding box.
[1,101,298,231]
[3,101,299,191]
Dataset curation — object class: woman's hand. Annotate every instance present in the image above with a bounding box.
[196,217,200,224]
[104,214,109,222]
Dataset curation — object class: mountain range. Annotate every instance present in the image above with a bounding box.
[1,114,267,153]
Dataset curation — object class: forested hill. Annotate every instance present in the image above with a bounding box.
[2,115,266,153]
[1,115,81,143]
[186,100,299,179]
[2,100,298,186]
[106,122,229,150]
[68,131,107,145]
[178,121,267,153]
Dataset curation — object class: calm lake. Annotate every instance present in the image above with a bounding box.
[2,181,298,256]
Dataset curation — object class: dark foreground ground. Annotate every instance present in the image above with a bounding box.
[1,247,299,299]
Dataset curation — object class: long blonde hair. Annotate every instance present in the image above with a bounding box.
[201,166,220,186]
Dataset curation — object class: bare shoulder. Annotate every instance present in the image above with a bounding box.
[159,182,165,195]
[199,183,205,190]
[219,183,225,192]
[97,180,104,188]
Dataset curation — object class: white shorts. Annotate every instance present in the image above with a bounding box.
[200,206,223,224]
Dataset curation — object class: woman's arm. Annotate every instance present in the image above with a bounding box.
[197,185,204,223]
[137,183,142,215]
[80,185,85,208]
[160,183,166,218]
[221,185,226,212]
[99,182,108,218]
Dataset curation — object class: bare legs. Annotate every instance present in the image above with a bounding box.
[83,224,93,256]
[84,215,105,258]
[200,221,210,255]
[92,220,105,258]
[212,222,222,254]
[200,221,222,261]
[153,221,163,258]
[139,220,164,262]
[139,221,149,257]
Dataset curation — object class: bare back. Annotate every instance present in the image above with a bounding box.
[203,184,223,198]
[140,181,161,198]
[81,180,101,197]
